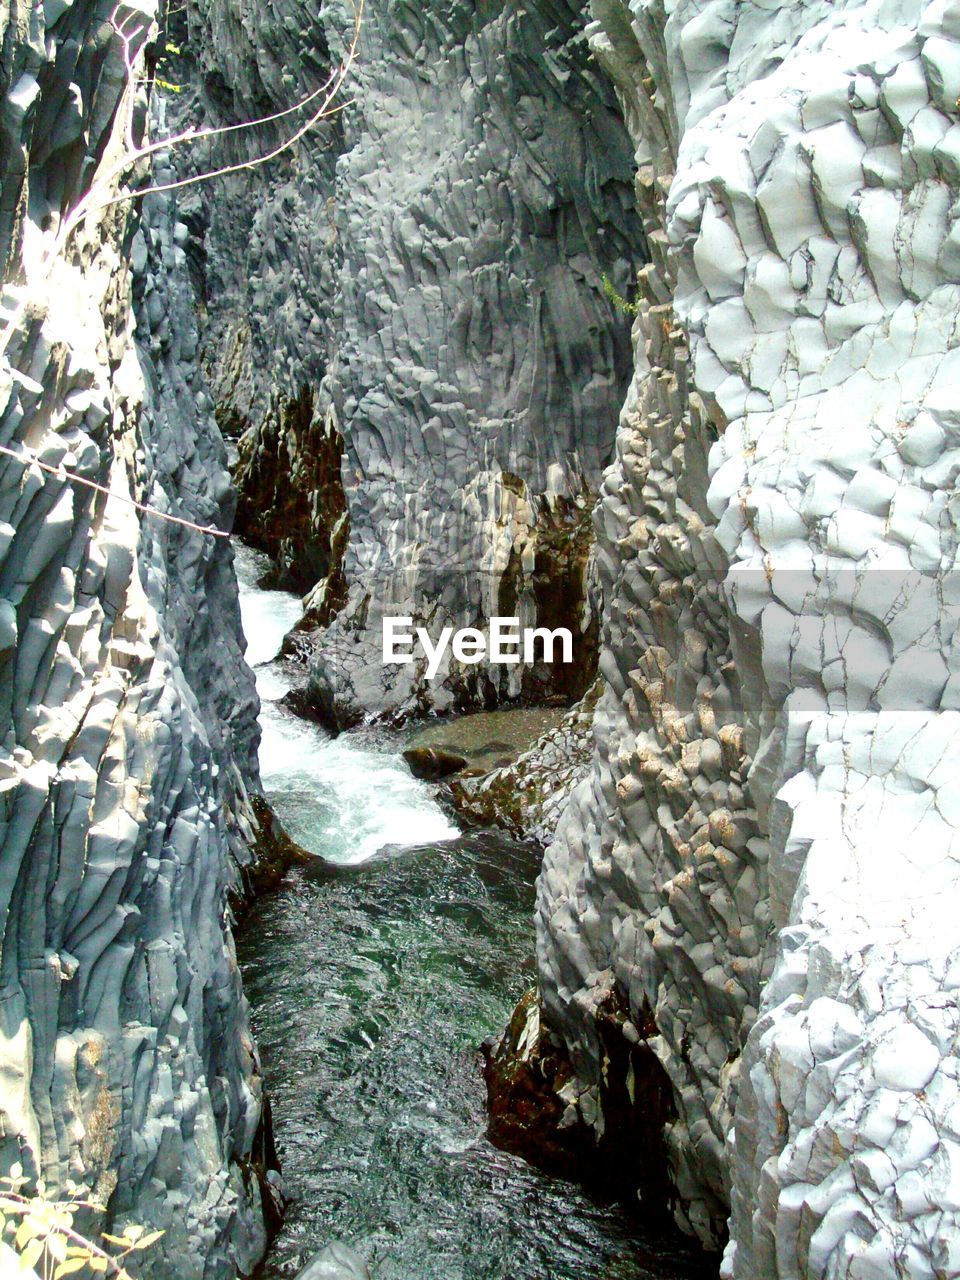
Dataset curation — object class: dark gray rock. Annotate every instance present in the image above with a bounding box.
[0,6,274,1277]
[178,0,645,724]
[402,745,469,781]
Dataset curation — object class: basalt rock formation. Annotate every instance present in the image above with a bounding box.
[182,0,645,725]
[447,683,601,846]
[5,0,959,1277]
[0,3,275,1275]
[527,1,960,1276]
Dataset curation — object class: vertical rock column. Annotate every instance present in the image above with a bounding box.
[308,0,646,723]
[534,0,960,1275]
[174,0,646,725]
[534,0,762,1247]
[0,3,272,1275]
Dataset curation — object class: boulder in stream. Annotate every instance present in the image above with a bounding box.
[402,745,470,781]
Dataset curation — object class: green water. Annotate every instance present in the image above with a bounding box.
[236,544,715,1280]
[238,835,714,1280]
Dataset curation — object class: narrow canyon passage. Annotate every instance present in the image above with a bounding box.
[234,548,712,1279]
[4,0,960,1275]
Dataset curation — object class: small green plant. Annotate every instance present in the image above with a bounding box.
[600,272,639,317]
[156,39,184,94]
[0,1165,163,1279]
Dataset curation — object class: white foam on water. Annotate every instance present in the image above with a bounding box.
[238,584,304,675]
[259,702,459,865]
[235,541,459,865]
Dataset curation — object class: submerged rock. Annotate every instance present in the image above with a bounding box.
[296,1243,371,1280]
[403,706,569,791]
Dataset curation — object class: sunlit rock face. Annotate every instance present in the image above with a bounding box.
[0,4,271,1275]
[534,0,960,1273]
[185,0,645,723]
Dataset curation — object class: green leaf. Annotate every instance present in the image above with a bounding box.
[19,1237,43,1272]
[133,1229,164,1249]
[47,1232,68,1261]
[54,1261,89,1279]
[15,1217,40,1249]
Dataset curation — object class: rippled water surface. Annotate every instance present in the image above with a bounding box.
[235,545,715,1280]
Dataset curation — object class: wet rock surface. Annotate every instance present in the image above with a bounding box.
[447,685,600,845]
[483,985,683,1222]
[405,706,566,773]
[401,702,592,839]
[402,746,470,782]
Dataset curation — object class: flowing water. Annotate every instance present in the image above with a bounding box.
[234,545,715,1280]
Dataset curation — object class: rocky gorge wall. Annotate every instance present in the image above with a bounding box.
[5,0,955,1277]
[528,0,960,1276]
[181,0,646,725]
[0,3,274,1275]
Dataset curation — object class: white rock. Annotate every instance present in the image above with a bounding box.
[873,1024,940,1091]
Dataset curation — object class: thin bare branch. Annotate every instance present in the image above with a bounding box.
[111,8,149,153]
[1,0,362,309]
[97,98,354,206]
[0,0,362,544]
[90,0,364,212]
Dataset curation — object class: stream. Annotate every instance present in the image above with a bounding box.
[234,544,714,1280]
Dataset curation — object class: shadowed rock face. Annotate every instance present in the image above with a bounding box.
[532,1,960,1275]
[483,984,678,1214]
[181,0,646,724]
[0,4,274,1275]
[313,0,643,722]
[233,384,350,606]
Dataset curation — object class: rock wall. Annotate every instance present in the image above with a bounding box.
[0,4,273,1275]
[533,0,960,1274]
[173,0,347,609]
[447,682,601,847]
[181,0,646,724]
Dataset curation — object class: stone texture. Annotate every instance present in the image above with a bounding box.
[531,1,960,1275]
[9,0,954,1275]
[483,981,676,1212]
[0,5,274,1275]
[447,682,600,846]
[295,1242,371,1280]
[180,0,646,724]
